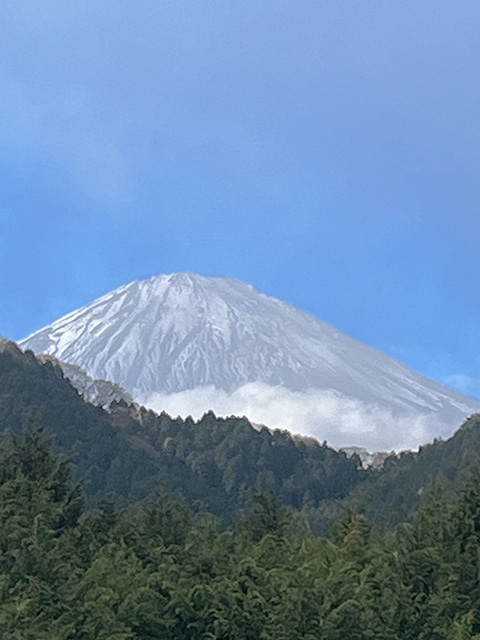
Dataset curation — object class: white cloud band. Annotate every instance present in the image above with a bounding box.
[144,382,459,453]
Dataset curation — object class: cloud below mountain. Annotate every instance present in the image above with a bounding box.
[145,382,459,453]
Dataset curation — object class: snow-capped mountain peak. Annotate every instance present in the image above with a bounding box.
[19,273,480,451]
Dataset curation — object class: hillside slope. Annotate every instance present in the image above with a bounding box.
[0,341,361,519]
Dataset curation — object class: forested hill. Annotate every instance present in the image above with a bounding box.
[0,341,159,505]
[0,342,361,520]
[343,412,480,528]
[5,341,480,636]
[4,422,480,640]
[3,339,480,531]
[3,409,480,637]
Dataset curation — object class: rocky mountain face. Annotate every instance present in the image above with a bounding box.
[0,338,133,409]
[37,355,134,409]
[19,273,480,451]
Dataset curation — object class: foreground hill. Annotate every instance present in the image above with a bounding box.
[4,426,480,639]
[0,367,480,638]
[0,341,360,519]
[19,272,480,451]
[3,339,480,532]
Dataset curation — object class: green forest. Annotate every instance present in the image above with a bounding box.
[2,341,480,638]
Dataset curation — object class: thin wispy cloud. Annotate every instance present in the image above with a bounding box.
[442,374,480,400]
[0,72,136,206]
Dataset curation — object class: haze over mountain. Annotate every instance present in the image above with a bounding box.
[20,273,480,452]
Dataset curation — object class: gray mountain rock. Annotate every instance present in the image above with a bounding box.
[37,355,134,409]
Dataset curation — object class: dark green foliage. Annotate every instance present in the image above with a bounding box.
[2,430,480,638]
[336,413,480,531]
[0,346,158,507]
[4,342,480,534]
[0,346,361,521]
[6,342,480,635]
[108,402,361,521]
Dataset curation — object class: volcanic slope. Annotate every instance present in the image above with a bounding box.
[19,273,480,451]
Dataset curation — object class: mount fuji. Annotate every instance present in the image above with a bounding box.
[19,273,480,451]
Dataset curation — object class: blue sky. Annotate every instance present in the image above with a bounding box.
[1,1,480,397]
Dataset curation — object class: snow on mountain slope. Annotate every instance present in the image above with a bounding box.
[19,273,480,451]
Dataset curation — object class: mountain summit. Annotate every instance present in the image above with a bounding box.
[19,273,480,451]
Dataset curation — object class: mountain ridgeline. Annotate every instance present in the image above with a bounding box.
[0,341,361,520]
[2,338,480,531]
